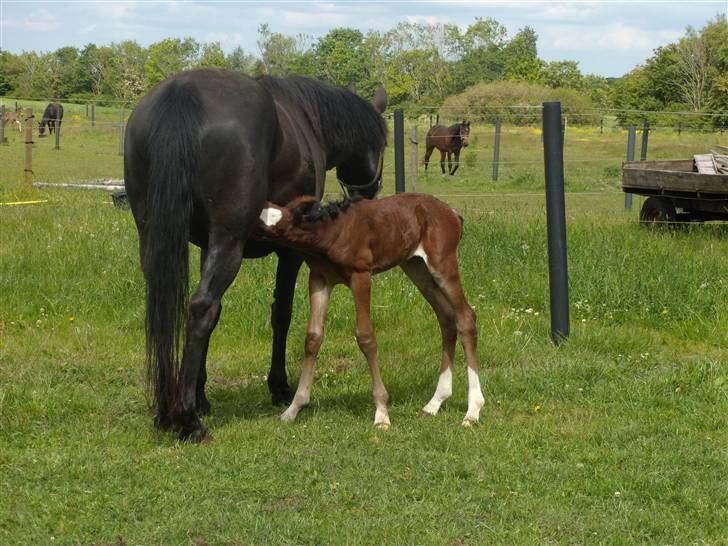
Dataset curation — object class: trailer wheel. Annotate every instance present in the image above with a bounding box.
[640,197,677,227]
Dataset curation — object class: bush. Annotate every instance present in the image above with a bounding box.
[440,81,595,126]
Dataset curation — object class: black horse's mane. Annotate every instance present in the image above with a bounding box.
[292,195,364,226]
[258,76,387,156]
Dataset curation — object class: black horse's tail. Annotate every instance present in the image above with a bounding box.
[141,81,203,418]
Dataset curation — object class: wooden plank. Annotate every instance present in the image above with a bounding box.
[622,165,728,195]
[623,159,694,172]
[694,154,717,174]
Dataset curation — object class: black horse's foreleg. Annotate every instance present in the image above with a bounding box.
[439,150,446,174]
[176,234,245,442]
[268,248,303,405]
[450,149,461,176]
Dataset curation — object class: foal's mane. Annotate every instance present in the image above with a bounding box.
[257,76,387,155]
[289,195,363,226]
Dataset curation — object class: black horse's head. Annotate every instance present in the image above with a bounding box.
[335,86,388,199]
[458,120,471,148]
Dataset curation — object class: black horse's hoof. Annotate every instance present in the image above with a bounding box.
[271,387,294,407]
[196,397,212,416]
[179,425,213,444]
[153,414,174,431]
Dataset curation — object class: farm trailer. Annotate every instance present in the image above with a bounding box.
[622,158,728,226]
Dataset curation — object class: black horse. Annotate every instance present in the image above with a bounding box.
[38,102,64,137]
[124,69,387,442]
[424,121,470,175]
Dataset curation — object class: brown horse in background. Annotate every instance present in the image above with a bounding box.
[256,193,485,429]
[424,121,471,175]
[1,105,23,132]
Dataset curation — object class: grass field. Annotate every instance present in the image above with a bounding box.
[1,120,727,544]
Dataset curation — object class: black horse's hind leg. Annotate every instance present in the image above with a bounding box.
[268,248,303,405]
[176,233,245,442]
[194,247,221,416]
[439,150,446,174]
[450,149,461,176]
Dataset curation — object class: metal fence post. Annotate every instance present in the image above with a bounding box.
[542,102,569,344]
[409,124,418,192]
[394,109,405,193]
[492,116,501,181]
[625,126,636,210]
[640,120,650,161]
[0,105,5,145]
[91,103,95,129]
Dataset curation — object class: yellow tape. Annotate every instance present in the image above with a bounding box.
[0,199,49,206]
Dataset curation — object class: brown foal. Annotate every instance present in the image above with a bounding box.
[257,193,485,428]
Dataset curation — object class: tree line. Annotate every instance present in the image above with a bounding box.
[0,16,725,127]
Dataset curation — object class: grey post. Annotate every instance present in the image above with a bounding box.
[91,103,95,129]
[625,126,636,210]
[118,107,125,156]
[394,109,405,193]
[54,108,61,150]
[1,105,5,145]
[640,120,650,161]
[542,102,570,344]
[492,116,501,181]
[409,124,418,192]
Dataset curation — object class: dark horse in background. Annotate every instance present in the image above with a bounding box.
[124,69,387,442]
[424,121,470,175]
[38,102,64,137]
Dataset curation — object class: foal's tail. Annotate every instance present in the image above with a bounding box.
[141,81,203,418]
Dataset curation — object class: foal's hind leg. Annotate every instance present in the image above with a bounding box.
[281,271,331,423]
[430,254,485,425]
[351,271,390,430]
[401,260,457,417]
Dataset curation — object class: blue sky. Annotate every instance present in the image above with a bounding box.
[1,1,725,77]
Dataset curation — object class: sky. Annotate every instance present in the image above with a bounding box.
[0,0,725,77]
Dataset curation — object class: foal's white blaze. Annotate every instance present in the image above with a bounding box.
[463,367,485,425]
[422,367,452,415]
[260,207,283,227]
[412,243,429,266]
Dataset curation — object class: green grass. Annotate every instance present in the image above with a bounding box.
[0,124,727,544]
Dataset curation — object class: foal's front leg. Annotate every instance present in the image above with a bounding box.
[350,272,390,430]
[281,271,331,423]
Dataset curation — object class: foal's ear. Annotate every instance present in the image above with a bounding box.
[373,86,388,114]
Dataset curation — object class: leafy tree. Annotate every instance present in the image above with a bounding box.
[106,41,147,101]
[197,42,230,69]
[145,37,199,88]
[502,27,542,83]
[227,46,257,75]
[256,24,305,76]
[314,28,368,87]
[541,60,583,89]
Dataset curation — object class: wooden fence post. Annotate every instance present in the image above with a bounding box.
[409,124,418,192]
[24,108,33,185]
[1,105,5,145]
[118,107,125,156]
[91,103,95,129]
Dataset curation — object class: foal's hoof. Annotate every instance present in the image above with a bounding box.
[374,421,391,431]
[461,418,478,428]
[419,409,436,418]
